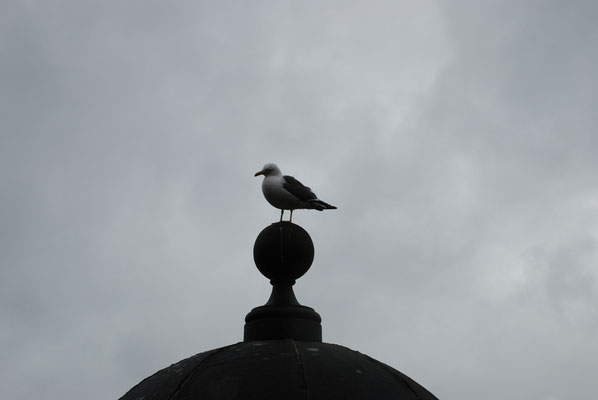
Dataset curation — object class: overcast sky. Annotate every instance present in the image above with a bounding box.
[2,1,597,399]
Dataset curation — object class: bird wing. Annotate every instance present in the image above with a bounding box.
[282,175,317,201]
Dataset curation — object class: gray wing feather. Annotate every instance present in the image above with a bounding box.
[282,175,317,201]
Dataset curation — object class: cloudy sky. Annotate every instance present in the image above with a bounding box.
[2,1,597,399]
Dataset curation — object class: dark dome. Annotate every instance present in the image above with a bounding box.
[119,339,437,400]
[119,222,438,399]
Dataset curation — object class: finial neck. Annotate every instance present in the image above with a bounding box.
[266,281,299,306]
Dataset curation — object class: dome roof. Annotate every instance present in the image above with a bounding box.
[119,222,438,399]
[119,339,437,400]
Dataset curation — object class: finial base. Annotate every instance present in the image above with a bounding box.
[244,303,322,342]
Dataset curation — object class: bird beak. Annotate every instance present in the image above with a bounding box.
[254,170,264,177]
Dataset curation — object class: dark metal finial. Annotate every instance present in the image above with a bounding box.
[244,222,322,342]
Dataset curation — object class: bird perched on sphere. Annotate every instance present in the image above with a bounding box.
[254,163,337,222]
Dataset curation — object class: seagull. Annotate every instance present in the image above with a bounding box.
[254,163,337,222]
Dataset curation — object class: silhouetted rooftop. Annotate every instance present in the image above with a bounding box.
[119,222,438,400]
[120,340,437,400]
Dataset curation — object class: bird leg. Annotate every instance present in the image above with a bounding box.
[290,210,293,222]
[280,209,284,222]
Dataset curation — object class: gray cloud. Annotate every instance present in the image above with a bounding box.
[1,1,597,399]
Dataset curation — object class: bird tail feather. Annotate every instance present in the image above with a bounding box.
[308,199,337,211]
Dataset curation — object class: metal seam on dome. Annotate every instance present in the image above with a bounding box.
[360,352,436,400]
[167,345,233,400]
[289,339,310,400]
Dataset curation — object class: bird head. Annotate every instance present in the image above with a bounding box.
[255,163,281,177]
